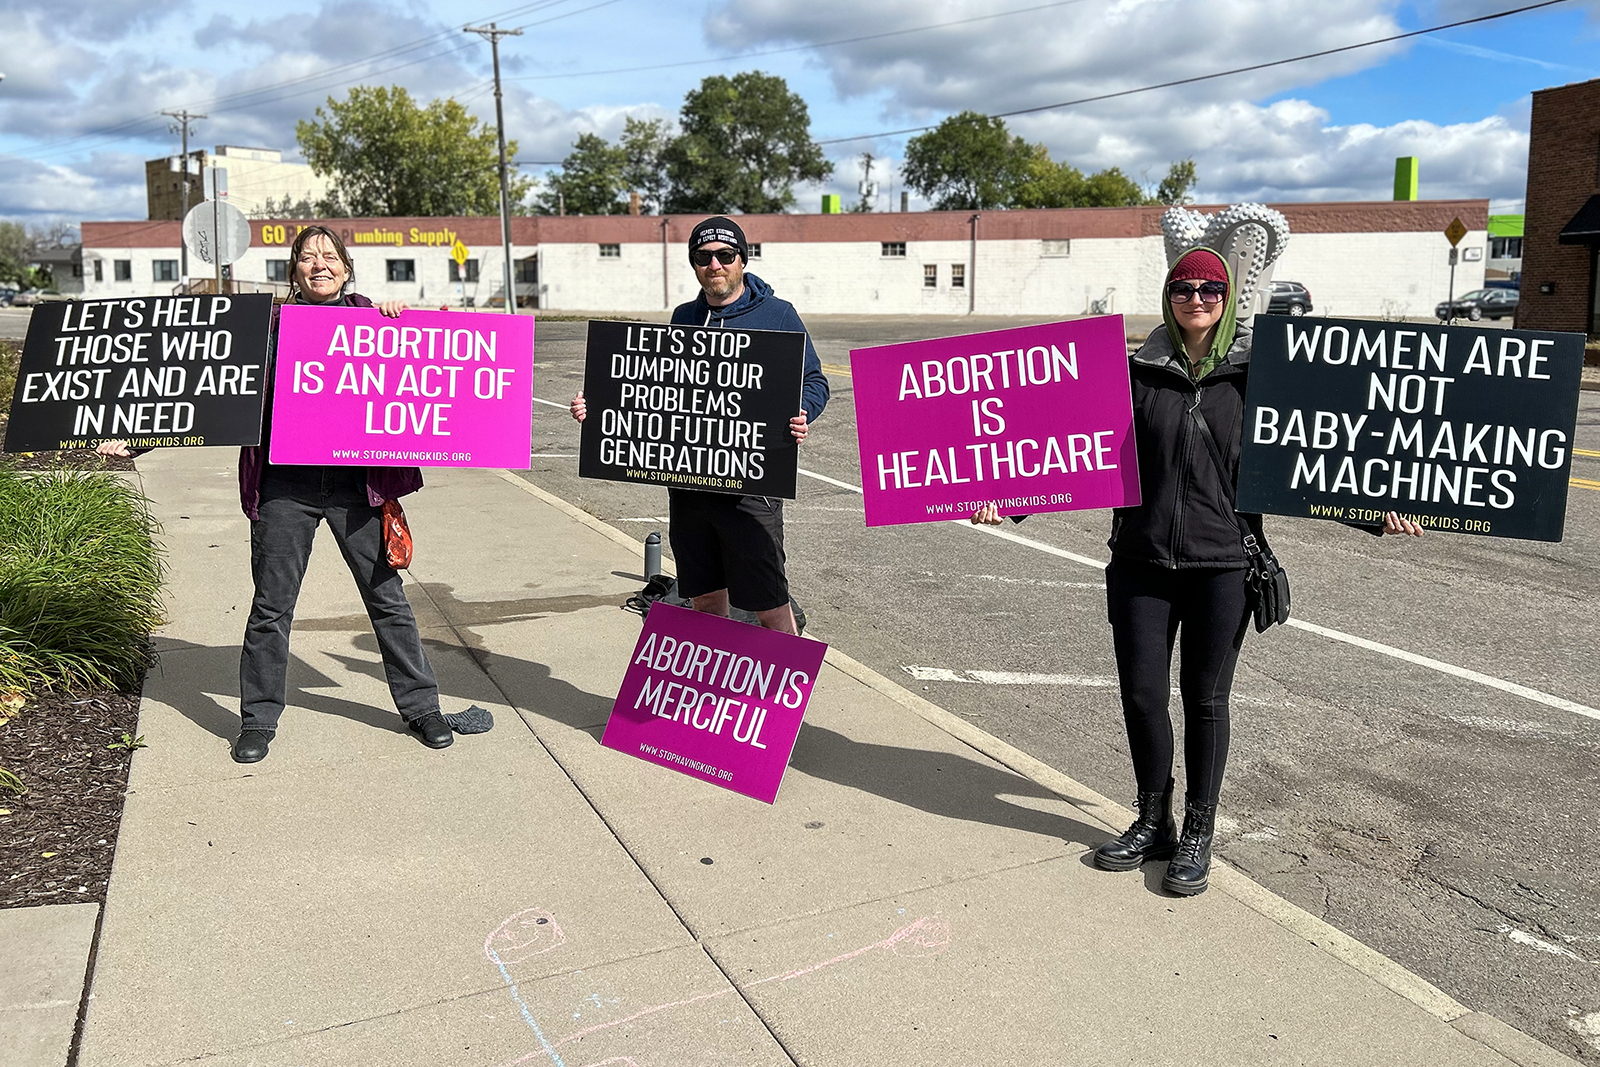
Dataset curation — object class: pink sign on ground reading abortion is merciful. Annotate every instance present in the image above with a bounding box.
[601,603,828,804]
[851,317,1139,526]
[269,304,534,467]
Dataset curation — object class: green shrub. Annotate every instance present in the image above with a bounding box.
[0,338,19,416]
[0,465,166,692]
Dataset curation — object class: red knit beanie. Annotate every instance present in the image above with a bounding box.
[1172,249,1229,285]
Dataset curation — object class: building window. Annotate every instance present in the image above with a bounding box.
[114,260,132,281]
[517,257,539,283]
[746,243,762,259]
[387,259,416,282]
[598,243,621,258]
[449,259,481,283]
[72,261,83,278]
[951,263,966,289]
[1489,236,1523,260]
[1040,239,1071,258]
[266,259,290,283]
[923,264,938,288]
[93,260,103,282]
[153,260,179,282]
[881,242,907,257]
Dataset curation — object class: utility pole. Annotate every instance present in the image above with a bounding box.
[464,22,522,315]
[161,109,205,284]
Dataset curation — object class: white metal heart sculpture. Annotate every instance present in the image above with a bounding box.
[1161,203,1290,324]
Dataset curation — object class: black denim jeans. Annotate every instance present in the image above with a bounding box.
[239,465,439,734]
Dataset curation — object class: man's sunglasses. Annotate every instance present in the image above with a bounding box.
[1167,281,1228,305]
[692,248,740,267]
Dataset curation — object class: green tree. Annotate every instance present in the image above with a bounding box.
[0,222,29,286]
[1077,167,1147,207]
[296,86,531,217]
[663,72,832,214]
[535,133,628,215]
[620,117,673,215]
[902,111,1034,211]
[1154,159,1198,205]
[1012,145,1086,209]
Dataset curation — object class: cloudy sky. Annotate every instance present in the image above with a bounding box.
[0,0,1595,225]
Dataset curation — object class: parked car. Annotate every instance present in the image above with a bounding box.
[1435,288,1519,321]
[1266,280,1313,316]
[0,286,17,306]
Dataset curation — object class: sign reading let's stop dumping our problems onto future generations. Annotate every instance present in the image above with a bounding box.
[849,317,1140,526]
[579,320,804,498]
[1238,314,1585,542]
[4,294,273,453]
[601,603,827,804]
[269,304,534,468]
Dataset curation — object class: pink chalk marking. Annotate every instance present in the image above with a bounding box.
[485,908,568,965]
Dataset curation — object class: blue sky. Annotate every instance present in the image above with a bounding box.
[0,0,1594,223]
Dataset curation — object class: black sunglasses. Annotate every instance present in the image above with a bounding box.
[1167,280,1228,305]
[692,248,740,267]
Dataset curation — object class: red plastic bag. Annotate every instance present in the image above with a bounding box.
[382,499,413,570]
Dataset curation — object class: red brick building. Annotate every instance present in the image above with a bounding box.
[1517,77,1600,336]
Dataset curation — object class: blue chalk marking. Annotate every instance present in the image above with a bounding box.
[492,957,567,1067]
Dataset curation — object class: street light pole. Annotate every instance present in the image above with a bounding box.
[161,109,205,284]
[464,22,522,315]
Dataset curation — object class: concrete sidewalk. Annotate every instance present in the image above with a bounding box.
[66,447,1577,1067]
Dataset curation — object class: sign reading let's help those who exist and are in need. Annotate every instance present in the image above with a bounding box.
[269,304,534,468]
[601,603,827,804]
[579,320,804,498]
[3,294,273,453]
[1238,315,1585,542]
[850,316,1140,526]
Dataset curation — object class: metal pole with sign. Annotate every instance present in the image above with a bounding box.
[184,198,252,290]
[451,239,470,309]
[1444,216,1467,323]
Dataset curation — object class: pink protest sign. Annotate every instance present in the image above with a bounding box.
[850,317,1140,526]
[268,305,534,468]
[601,603,828,804]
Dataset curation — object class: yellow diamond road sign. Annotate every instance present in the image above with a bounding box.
[450,239,470,267]
[1444,218,1467,247]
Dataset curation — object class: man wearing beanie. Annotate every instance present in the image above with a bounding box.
[571,216,829,634]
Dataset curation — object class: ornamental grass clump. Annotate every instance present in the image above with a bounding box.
[0,464,166,693]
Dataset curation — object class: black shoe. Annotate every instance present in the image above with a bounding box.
[409,712,454,749]
[231,731,272,764]
[1163,798,1217,896]
[1093,777,1178,871]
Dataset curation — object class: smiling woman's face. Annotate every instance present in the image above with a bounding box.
[293,233,350,303]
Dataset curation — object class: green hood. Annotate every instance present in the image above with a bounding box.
[1161,246,1238,381]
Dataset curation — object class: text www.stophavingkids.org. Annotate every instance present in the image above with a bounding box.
[926,493,1070,515]
[330,448,472,462]
[639,741,734,782]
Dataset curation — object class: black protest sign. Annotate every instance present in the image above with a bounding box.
[579,321,804,498]
[1238,314,1585,542]
[4,294,274,452]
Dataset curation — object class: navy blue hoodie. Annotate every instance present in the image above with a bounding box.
[670,272,829,423]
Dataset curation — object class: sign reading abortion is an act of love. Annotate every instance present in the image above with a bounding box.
[4,294,273,453]
[601,603,827,804]
[579,320,804,498]
[1239,315,1585,542]
[270,305,534,468]
[850,317,1139,526]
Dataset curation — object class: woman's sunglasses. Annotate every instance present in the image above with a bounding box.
[691,248,740,267]
[1167,281,1228,305]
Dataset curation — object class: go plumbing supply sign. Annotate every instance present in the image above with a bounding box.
[1238,315,1584,542]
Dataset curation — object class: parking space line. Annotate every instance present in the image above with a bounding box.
[1573,449,1600,458]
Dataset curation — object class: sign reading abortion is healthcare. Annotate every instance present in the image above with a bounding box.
[579,320,804,498]
[4,294,272,453]
[269,304,534,468]
[1238,315,1585,542]
[601,603,827,804]
[850,317,1139,526]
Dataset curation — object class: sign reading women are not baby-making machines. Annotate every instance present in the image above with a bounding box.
[270,305,534,468]
[850,317,1140,526]
[1238,315,1585,542]
[602,603,827,805]
[4,294,272,453]
[579,320,804,498]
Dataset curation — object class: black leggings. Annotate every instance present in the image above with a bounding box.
[1105,558,1252,806]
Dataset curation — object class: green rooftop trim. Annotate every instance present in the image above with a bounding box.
[1487,214,1524,238]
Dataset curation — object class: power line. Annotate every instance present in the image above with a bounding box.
[815,0,1573,145]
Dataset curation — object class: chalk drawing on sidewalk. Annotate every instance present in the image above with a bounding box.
[485,908,951,1066]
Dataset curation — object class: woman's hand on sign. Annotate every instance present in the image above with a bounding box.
[971,503,1002,525]
[1382,511,1424,537]
[377,300,407,318]
[570,392,586,423]
[790,412,809,443]
[96,440,132,458]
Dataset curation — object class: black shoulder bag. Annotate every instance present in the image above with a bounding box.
[1188,398,1291,632]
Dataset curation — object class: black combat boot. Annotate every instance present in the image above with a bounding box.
[1092,777,1177,871]
[1162,798,1217,896]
